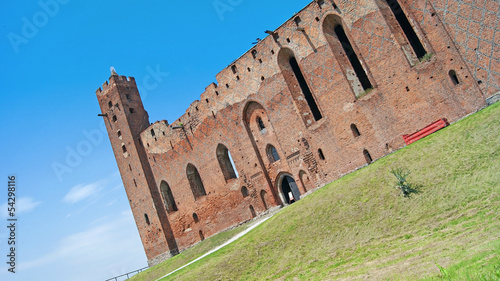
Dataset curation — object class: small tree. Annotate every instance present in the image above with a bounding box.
[390,168,418,197]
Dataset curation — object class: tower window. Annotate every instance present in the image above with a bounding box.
[267,145,280,163]
[108,101,112,108]
[449,70,460,85]
[351,124,361,137]
[122,145,127,153]
[117,130,122,138]
[231,65,237,74]
[150,129,155,137]
[126,94,131,101]
[129,108,135,114]
[193,213,199,223]
[144,214,150,225]
[112,115,117,122]
[133,179,137,187]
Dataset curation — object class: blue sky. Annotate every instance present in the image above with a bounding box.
[0,1,310,280]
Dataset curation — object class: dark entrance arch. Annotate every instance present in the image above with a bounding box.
[280,175,301,204]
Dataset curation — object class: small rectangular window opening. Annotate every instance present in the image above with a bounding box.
[231,65,237,74]
[251,50,258,59]
[318,149,325,160]
[150,129,155,137]
[129,108,135,113]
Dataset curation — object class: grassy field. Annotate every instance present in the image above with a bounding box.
[133,102,500,281]
[128,223,252,281]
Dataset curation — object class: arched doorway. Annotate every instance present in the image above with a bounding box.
[279,175,301,204]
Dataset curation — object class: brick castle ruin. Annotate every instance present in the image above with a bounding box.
[95,0,498,266]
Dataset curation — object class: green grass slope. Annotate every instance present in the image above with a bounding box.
[137,102,500,281]
[128,223,251,281]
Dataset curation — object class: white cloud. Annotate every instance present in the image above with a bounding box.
[1,197,41,218]
[62,173,122,205]
[62,183,100,204]
[18,210,146,280]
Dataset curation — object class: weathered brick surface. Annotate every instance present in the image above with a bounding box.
[95,0,494,266]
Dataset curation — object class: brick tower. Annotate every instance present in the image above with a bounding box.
[95,69,178,266]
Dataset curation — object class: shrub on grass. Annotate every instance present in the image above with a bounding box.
[390,168,419,197]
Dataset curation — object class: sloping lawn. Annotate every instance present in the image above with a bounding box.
[135,102,500,281]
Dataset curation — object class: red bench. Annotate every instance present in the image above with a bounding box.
[402,118,450,145]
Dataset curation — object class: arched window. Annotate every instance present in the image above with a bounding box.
[385,0,426,59]
[260,190,269,210]
[160,181,178,213]
[323,15,373,98]
[241,186,249,198]
[334,24,372,91]
[299,170,312,191]
[193,213,199,223]
[216,144,238,181]
[257,117,266,131]
[363,149,373,164]
[249,205,256,218]
[449,70,459,85]
[278,48,322,126]
[267,145,280,163]
[289,56,323,121]
[186,164,207,200]
[351,124,361,137]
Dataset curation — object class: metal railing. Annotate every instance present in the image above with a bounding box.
[105,266,149,281]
